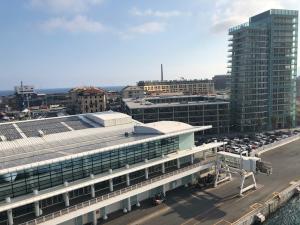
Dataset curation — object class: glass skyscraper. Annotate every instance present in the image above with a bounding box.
[229,9,298,132]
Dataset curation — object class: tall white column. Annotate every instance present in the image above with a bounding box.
[33,189,41,217]
[162,163,165,174]
[145,168,149,179]
[108,169,113,192]
[127,197,131,212]
[7,209,13,225]
[90,174,95,198]
[92,210,97,225]
[6,197,13,225]
[162,184,166,196]
[109,179,113,192]
[34,201,40,217]
[63,181,70,207]
[126,174,130,186]
[136,194,140,207]
[177,158,181,169]
[145,159,149,179]
[102,207,108,220]
[191,154,194,164]
[91,184,95,198]
[63,193,70,207]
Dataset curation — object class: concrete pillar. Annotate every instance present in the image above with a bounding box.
[144,159,149,179]
[34,201,40,217]
[63,181,70,207]
[191,154,194,164]
[33,189,41,217]
[102,207,108,220]
[162,163,165,174]
[91,184,95,198]
[177,158,181,169]
[126,174,130,186]
[63,192,70,207]
[6,197,13,225]
[7,209,13,225]
[90,174,95,199]
[136,194,141,207]
[109,179,113,192]
[92,210,97,225]
[145,168,149,179]
[162,184,166,196]
[127,197,131,212]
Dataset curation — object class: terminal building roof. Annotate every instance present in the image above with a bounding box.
[123,95,229,109]
[0,111,210,174]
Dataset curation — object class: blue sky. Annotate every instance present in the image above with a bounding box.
[0,0,299,90]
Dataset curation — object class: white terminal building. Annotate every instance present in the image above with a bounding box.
[0,111,224,225]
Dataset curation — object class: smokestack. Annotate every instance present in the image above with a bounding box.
[161,64,164,81]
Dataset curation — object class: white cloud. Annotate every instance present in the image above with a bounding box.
[130,7,190,18]
[129,22,166,34]
[211,0,299,33]
[30,0,103,13]
[41,15,105,33]
[118,22,166,39]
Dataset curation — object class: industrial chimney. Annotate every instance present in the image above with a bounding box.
[161,64,164,81]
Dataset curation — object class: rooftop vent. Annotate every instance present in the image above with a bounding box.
[38,130,45,137]
[0,135,6,142]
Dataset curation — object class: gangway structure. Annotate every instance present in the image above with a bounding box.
[214,151,272,196]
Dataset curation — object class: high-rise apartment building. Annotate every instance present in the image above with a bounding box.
[229,9,298,132]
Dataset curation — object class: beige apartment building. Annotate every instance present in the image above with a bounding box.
[137,79,215,95]
[121,86,144,99]
[69,87,106,114]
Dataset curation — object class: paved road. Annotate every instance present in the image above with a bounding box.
[99,139,300,225]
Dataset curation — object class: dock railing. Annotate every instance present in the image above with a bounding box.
[20,161,207,225]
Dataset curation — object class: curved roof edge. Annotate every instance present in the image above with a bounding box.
[134,121,199,134]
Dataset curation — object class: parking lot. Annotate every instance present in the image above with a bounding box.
[197,129,300,155]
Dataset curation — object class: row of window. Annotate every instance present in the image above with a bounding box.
[0,137,179,201]
[0,159,182,223]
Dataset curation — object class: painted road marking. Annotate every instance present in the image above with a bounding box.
[213,219,232,225]
[235,184,264,203]
[250,203,263,209]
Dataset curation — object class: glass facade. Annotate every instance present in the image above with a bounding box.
[129,103,229,134]
[0,137,179,202]
[229,9,298,132]
[124,96,230,134]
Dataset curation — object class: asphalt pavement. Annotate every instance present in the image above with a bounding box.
[98,139,300,225]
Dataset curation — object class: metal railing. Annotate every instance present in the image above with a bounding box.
[20,162,205,225]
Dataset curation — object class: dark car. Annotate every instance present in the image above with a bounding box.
[152,193,166,205]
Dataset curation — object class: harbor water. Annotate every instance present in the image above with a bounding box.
[264,195,300,225]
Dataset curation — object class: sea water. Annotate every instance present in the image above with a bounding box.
[264,196,300,225]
